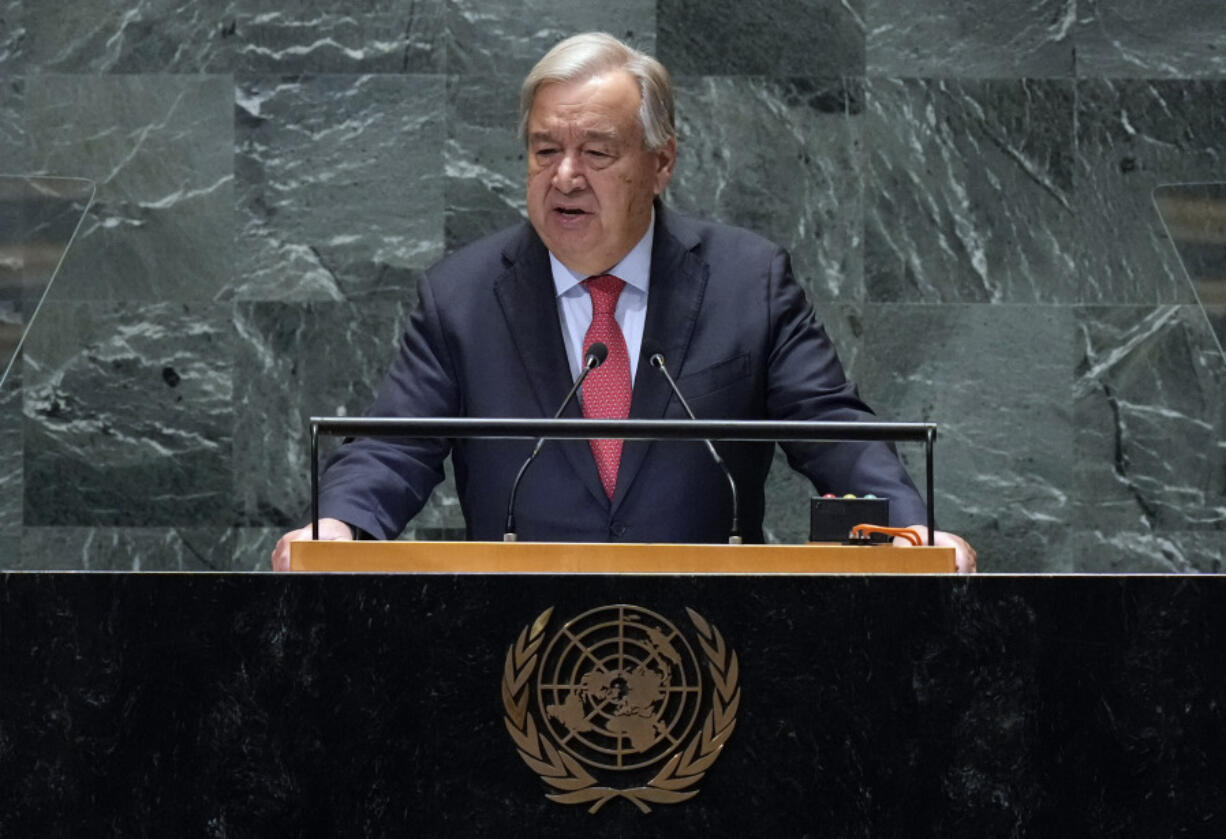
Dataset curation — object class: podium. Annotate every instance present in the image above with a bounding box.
[289,539,957,573]
[7,560,1224,834]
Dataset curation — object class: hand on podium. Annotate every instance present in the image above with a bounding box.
[271,517,353,571]
[897,525,977,574]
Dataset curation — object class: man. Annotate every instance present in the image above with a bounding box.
[272,32,976,571]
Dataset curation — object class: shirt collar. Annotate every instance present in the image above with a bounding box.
[549,210,654,298]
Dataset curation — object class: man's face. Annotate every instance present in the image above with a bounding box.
[525,71,676,276]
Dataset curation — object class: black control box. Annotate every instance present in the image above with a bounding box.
[809,496,890,543]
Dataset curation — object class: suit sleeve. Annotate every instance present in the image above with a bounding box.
[317,275,459,539]
[763,248,928,527]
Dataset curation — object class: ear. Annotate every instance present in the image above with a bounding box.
[652,136,677,195]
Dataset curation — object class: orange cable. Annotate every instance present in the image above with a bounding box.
[850,524,923,546]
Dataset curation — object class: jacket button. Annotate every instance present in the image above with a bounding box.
[610,521,627,538]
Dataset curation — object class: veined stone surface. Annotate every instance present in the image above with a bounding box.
[1076,0,1226,78]
[866,0,1076,78]
[671,76,864,303]
[863,78,1077,303]
[658,0,865,75]
[22,302,233,526]
[232,74,443,301]
[26,75,234,303]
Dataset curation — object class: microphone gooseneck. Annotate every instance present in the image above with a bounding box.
[649,353,742,544]
[503,343,608,541]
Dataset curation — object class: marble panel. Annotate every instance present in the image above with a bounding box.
[443,75,526,252]
[22,0,237,73]
[1077,0,1226,78]
[0,76,25,172]
[234,0,445,73]
[865,0,1075,78]
[22,301,233,526]
[445,0,654,76]
[232,301,462,536]
[854,304,1075,572]
[1152,182,1226,356]
[1207,306,1226,359]
[863,78,1078,303]
[25,75,233,302]
[0,373,20,541]
[1073,305,1226,533]
[658,0,865,76]
[16,526,280,571]
[232,74,443,301]
[0,0,22,74]
[1075,80,1226,305]
[670,76,863,302]
[1072,529,1226,574]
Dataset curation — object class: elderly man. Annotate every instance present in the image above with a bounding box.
[272,32,976,571]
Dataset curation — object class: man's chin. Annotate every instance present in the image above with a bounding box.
[539,231,604,273]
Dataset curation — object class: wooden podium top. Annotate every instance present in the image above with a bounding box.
[290,540,955,574]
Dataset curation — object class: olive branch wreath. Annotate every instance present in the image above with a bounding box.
[501,606,740,814]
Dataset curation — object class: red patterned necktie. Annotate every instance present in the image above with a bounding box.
[581,274,632,498]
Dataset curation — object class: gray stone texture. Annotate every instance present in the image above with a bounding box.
[446,0,654,76]
[1076,0,1226,78]
[23,0,237,73]
[0,0,22,74]
[0,0,1222,571]
[0,77,22,169]
[1073,306,1226,534]
[27,75,234,303]
[671,76,864,302]
[863,78,1078,303]
[232,74,443,301]
[22,301,233,526]
[866,0,1076,78]
[658,0,865,75]
[443,75,525,252]
[1074,80,1225,304]
[235,0,445,74]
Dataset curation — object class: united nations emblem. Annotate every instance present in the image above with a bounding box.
[501,604,740,813]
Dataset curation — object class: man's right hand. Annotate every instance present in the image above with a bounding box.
[271,517,354,571]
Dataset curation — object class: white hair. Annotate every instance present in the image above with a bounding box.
[519,32,675,151]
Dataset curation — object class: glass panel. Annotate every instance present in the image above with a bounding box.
[1153,182,1226,358]
[0,176,96,388]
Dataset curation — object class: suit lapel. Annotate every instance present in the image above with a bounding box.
[611,209,708,512]
[493,225,609,509]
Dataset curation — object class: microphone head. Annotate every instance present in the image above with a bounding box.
[649,352,666,369]
[586,342,609,368]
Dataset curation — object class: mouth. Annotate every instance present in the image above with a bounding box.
[552,205,591,217]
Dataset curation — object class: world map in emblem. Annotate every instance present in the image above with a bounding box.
[536,604,704,771]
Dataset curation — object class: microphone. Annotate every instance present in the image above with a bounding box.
[503,342,608,541]
[649,352,742,544]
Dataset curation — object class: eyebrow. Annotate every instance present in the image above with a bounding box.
[528,129,620,145]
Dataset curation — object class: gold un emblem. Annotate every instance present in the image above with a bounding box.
[502,604,740,813]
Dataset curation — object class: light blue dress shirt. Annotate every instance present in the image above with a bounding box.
[549,213,654,387]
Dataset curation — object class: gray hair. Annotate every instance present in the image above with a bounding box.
[519,32,675,151]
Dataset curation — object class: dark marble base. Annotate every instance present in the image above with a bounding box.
[2,572,1224,836]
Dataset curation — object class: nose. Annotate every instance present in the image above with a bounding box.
[552,151,586,193]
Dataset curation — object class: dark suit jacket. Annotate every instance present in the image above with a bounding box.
[319,206,926,542]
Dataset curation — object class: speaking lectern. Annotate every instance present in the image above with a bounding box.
[7,394,1221,835]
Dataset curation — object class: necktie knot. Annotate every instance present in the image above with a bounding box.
[583,274,625,316]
